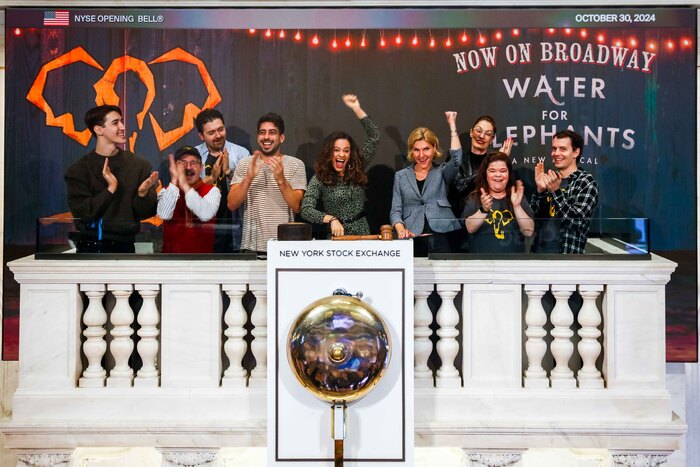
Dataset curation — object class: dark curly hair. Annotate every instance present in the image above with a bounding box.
[314,131,368,186]
[469,151,515,208]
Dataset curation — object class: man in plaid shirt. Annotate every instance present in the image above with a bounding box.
[530,130,599,254]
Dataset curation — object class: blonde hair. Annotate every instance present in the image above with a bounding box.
[406,127,443,162]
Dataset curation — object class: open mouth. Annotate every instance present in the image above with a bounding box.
[185,169,195,177]
[260,140,274,151]
[334,157,346,170]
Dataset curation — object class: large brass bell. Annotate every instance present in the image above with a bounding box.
[287,289,391,466]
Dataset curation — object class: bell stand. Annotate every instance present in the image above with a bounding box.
[331,401,348,467]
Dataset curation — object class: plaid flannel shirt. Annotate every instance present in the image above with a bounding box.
[530,169,599,254]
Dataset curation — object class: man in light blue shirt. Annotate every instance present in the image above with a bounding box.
[195,108,249,252]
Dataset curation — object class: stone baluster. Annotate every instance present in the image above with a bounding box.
[106,284,135,387]
[79,284,108,388]
[134,284,160,387]
[577,284,604,388]
[222,285,249,387]
[414,284,434,387]
[435,284,461,388]
[523,284,549,389]
[249,286,267,383]
[549,284,576,388]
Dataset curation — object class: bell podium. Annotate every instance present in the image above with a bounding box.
[267,239,415,466]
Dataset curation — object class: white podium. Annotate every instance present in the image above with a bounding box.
[267,240,414,466]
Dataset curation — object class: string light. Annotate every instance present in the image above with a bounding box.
[248,29,256,34]
[14,27,21,36]
[444,30,452,47]
[266,29,694,55]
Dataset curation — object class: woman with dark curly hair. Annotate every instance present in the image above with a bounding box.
[463,151,534,253]
[301,94,380,237]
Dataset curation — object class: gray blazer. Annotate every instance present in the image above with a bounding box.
[390,148,464,234]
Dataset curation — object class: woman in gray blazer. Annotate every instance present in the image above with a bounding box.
[390,112,466,256]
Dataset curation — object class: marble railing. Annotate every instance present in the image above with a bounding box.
[2,254,686,467]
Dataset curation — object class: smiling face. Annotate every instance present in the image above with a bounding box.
[95,111,126,146]
[551,135,580,176]
[470,119,495,154]
[177,155,202,185]
[257,122,285,156]
[331,138,351,175]
[199,118,227,154]
[486,160,509,195]
[411,139,436,171]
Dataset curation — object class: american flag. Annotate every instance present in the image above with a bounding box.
[43,10,70,26]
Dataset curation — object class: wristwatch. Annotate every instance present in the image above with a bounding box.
[479,205,489,214]
[224,168,234,178]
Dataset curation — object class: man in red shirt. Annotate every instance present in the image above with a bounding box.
[157,146,221,253]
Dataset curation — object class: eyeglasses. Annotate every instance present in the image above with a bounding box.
[177,159,201,167]
[472,126,495,138]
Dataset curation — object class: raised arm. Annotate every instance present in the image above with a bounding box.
[65,160,115,220]
[551,174,599,221]
[511,180,534,237]
[443,111,464,184]
[343,94,381,166]
[227,154,258,211]
[268,156,305,213]
[464,189,492,234]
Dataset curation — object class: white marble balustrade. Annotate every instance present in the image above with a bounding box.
[2,253,685,465]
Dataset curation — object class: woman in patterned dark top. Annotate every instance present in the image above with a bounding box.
[301,94,380,237]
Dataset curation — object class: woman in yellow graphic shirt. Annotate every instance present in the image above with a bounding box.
[463,152,534,253]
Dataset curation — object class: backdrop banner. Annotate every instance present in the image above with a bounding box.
[3,7,697,360]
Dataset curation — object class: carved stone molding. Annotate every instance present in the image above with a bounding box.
[612,453,670,466]
[17,453,71,467]
[160,450,217,466]
[467,452,522,467]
